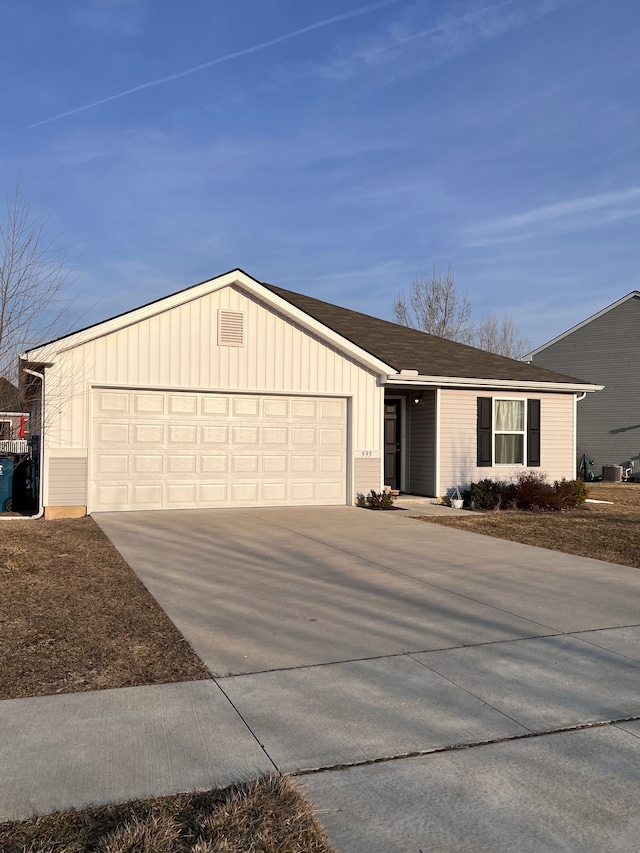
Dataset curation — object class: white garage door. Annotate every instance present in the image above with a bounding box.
[90,389,347,512]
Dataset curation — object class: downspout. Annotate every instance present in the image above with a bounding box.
[574,392,587,478]
[0,367,46,520]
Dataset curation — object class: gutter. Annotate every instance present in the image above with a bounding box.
[384,374,603,394]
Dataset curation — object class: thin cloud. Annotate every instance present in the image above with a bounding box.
[310,0,573,83]
[484,187,640,232]
[25,0,402,130]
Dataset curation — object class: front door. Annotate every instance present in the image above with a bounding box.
[384,400,401,491]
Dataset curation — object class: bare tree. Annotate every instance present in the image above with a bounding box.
[0,182,73,383]
[474,313,532,360]
[393,267,474,343]
[393,267,530,358]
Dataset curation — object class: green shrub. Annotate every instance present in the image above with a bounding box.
[462,478,504,510]
[356,490,395,510]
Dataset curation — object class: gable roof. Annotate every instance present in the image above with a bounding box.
[526,291,640,359]
[22,267,597,390]
[262,283,590,386]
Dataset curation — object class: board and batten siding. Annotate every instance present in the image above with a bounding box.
[42,284,383,507]
[531,294,640,473]
[409,390,436,496]
[438,389,575,495]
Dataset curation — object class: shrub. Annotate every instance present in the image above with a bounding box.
[461,473,588,512]
[504,471,588,511]
[503,471,554,510]
[553,477,589,508]
[462,478,504,510]
[356,489,395,510]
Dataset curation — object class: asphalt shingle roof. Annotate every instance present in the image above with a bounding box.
[262,283,589,385]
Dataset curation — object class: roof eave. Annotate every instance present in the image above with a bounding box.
[22,270,396,377]
[526,290,640,358]
[384,374,603,393]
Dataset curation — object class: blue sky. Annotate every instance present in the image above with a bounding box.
[2,0,639,348]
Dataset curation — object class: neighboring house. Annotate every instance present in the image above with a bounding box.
[527,292,640,478]
[0,377,29,450]
[21,269,599,518]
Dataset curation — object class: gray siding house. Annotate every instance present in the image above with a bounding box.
[527,292,640,477]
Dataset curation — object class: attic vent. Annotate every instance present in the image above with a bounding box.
[218,310,245,346]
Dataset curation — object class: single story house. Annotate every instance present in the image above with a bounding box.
[21,269,600,518]
[527,291,640,478]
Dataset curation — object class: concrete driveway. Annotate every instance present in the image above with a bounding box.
[92,506,640,852]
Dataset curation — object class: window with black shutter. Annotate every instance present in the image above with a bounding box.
[527,399,541,467]
[477,397,492,467]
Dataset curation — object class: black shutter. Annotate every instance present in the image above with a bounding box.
[527,399,541,467]
[477,397,492,467]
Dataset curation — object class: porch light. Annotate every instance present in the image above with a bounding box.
[413,393,423,404]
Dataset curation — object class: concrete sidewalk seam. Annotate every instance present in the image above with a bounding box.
[288,715,640,778]
[214,678,282,776]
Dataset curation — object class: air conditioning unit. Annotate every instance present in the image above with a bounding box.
[602,465,622,482]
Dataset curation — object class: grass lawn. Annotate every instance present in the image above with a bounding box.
[0,776,335,853]
[0,516,211,700]
[423,482,640,568]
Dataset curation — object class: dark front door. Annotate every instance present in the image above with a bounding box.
[384,400,401,491]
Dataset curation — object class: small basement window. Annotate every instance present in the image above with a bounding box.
[218,309,245,346]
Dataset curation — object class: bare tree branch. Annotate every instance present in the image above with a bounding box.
[0,181,74,382]
[393,267,474,343]
[474,313,532,360]
[393,267,530,358]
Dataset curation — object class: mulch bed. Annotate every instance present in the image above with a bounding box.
[0,517,211,699]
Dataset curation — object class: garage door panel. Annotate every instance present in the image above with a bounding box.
[263,455,287,472]
[169,395,197,414]
[91,390,346,511]
[202,397,229,416]
[132,483,162,507]
[201,455,228,473]
[263,398,288,417]
[133,455,163,474]
[261,482,287,501]
[166,483,196,504]
[233,398,259,416]
[202,426,228,444]
[199,483,227,502]
[134,394,164,414]
[134,424,163,444]
[98,392,130,414]
[99,423,129,443]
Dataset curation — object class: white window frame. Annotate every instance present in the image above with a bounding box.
[0,420,10,441]
[493,397,526,466]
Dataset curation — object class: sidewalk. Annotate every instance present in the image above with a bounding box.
[0,680,273,822]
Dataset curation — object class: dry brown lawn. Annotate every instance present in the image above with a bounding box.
[0,516,211,699]
[424,482,640,568]
[0,775,335,853]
